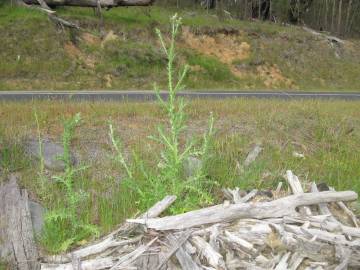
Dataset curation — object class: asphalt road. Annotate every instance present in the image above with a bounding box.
[0,90,360,101]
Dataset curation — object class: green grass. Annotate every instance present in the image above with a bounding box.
[0,261,8,270]
[0,129,31,174]
[1,99,360,248]
[0,4,359,91]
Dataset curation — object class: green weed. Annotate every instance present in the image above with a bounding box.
[41,113,99,253]
[110,14,217,213]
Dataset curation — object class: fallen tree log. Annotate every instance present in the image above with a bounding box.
[127,190,358,230]
[0,175,40,270]
[22,0,155,7]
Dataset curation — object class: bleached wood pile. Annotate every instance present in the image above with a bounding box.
[41,170,360,270]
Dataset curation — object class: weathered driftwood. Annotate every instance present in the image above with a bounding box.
[0,175,40,270]
[41,258,114,270]
[155,231,191,270]
[311,182,340,224]
[127,191,357,230]
[191,236,226,269]
[167,234,201,270]
[23,0,155,7]
[286,170,312,215]
[40,171,360,270]
[329,186,359,227]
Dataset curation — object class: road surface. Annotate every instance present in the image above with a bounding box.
[0,90,360,101]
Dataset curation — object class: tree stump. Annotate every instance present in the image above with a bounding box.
[0,175,40,270]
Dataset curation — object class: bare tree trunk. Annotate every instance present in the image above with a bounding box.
[337,0,343,34]
[345,0,353,35]
[331,0,336,32]
[324,0,328,30]
[269,0,272,21]
[244,0,248,19]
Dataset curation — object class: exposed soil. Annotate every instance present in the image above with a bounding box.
[257,64,295,88]
[64,42,96,68]
[182,27,295,88]
[182,26,251,65]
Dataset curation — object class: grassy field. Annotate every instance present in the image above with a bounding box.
[1,98,360,252]
[1,3,360,91]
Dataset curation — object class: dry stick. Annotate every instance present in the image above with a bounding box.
[310,182,339,223]
[110,237,158,270]
[239,189,258,203]
[285,170,312,215]
[223,231,258,256]
[127,191,357,230]
[274,252,291,270]
[288,252,304,270]
[329,187,359,227]
[167,234,201,270]
[283,215,360,238]
[34,0,79,29]
[155,231,192,270]
[191,236,226,269]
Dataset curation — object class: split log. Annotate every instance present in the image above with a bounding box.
[127,191,357,230]
[22,0,155,7]
[0,175,40,270]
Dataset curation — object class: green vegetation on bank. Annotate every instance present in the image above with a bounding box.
[1,4,360,91]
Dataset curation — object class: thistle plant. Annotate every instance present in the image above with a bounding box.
[110,14,217,213]
[41,113,98,253]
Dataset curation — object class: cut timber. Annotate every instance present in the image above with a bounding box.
[127,191,357,230]
[22,0,155,7]
[0,175,40,270]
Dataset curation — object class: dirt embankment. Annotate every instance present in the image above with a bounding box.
[182,26,295,88]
